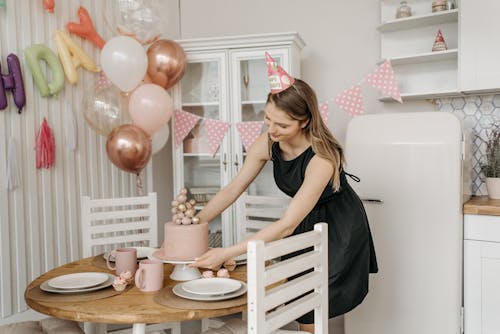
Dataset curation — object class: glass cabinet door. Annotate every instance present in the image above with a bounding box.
[230,49,290,197]
[173,52,228,241]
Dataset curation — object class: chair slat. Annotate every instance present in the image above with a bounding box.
[264,230,321,260]
[245,195,290,206]
[244,220,272,230]
[265,292,322,333]
[264,271,321,311]
[89,221,151,234]
[89,208,151,221]
[265,251,320,285]
[90,233,152,246]
[244,207,285,219]
[88,196,153,207]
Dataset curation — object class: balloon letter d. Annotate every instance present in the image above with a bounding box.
[0,54,26,113]
[24,44,65,97]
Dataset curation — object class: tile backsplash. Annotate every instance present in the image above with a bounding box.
[437,95,500,195]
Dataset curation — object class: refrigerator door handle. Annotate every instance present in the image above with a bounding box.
[361,198,384,204]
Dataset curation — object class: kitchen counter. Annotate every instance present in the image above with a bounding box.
[464,196,500,216]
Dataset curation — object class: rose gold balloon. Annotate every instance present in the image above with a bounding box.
[146,39,186,89]
[106,124,152,175]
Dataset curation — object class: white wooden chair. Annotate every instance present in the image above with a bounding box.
[0,318,83,334]
[201,223,329,334]
[237,193,290,242]
[80,192,180,334]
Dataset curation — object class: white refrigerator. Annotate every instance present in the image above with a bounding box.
[344,112,469,334]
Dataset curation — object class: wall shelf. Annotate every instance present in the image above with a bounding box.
[378,9,458,33]
[382,49,458,66]
[379,89,461,102]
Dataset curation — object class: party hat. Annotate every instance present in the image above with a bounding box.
[432,29,447,52]
[265,52,294,94]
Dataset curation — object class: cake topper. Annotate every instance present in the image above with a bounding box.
[171,188,199,225]
[265,51,295,94]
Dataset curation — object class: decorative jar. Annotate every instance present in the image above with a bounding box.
[396,1,412,18]
[432,0,447,12]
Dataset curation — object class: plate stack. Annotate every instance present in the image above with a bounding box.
[40,272,115,294]
[173,278,247,301]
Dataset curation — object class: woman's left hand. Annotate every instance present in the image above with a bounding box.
[189,248,228,270]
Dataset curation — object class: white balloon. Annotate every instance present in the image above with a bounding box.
[101,36,147,92]
[152,124,170,154]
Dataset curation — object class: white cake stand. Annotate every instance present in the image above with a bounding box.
[150,250,201,281]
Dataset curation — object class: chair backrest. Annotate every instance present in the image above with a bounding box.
[246,223,329,334]
[237,193,290,242]
[80,192,158,258]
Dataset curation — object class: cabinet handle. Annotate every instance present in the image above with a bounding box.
[234,154,239,168]
[361,198,383,204]
[223,153,227,172]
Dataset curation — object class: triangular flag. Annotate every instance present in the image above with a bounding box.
[265,52,294,94]
[364,60,402,103]
[204,119,231,156]
[174,110,201,146]
[334,84,364,116]
[319,102,329,124]
[236,121,264,152]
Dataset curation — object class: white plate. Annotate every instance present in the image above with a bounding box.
[104,247,158,262]
[173,281,247,301]
[41,274,115,294]
[181,278,242,296]
[233,254,247,264]
[47,272,109,290]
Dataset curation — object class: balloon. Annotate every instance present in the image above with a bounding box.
[128,83,173,135]
[24,44,65,97]
[54,30,100,84]
[106,124,152,175]
[146,39,186,89]
[67,6,106,49]
[152,124,169,154]
[43,0,54,13]
[104,0,170,45]
[82,72,132,136]
[101,36,147,92]
[0,54,26,113]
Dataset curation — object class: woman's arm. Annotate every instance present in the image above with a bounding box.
[196,132,271,223]
[191,154,334,269]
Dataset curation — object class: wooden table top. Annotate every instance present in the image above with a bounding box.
[25,256,247,324]
[464,196,500,216]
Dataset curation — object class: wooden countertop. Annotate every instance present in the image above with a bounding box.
[464,196,500,215]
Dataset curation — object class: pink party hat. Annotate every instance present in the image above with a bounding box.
[265,52,294,94]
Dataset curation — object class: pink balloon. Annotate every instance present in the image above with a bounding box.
[128,83,173,135]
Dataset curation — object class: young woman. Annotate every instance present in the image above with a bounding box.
[191,78,378,332]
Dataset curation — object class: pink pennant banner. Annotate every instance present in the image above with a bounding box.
[319,102,329,124]
[174,109,201,146]
[334,84,364,116]
[204,118,231,155]
[364,60,402,103]
[236,121,264,152]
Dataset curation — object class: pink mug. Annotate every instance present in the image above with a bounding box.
[107,247,137,275]
[135,260,164,292]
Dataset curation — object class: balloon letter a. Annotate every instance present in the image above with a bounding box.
[67,6,105,49]
[0,54,26,113]
[24,44,65,97]
[54,30,100,84]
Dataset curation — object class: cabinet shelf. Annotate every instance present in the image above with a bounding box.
[382,49,458,66]
[182,102,219,107]
[183,153,219,157]
[241,100,266,105]
[379,89,460,102]
[378,9,458,33]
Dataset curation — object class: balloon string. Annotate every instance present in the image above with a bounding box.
[137,173,144,196]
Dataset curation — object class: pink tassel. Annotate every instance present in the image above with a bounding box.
[35,118,55,169]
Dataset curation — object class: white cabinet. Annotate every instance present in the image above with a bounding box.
[378,1,459,101]
[464,214,500,334]
[171,33,304,247]
[459,0,500,93]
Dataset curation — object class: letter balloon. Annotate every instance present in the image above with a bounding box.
[0,54,26,113]
[24,44,65,97]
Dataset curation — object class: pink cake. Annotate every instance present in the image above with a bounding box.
[162,221,209,261]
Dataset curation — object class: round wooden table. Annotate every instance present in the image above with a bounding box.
[25,256,247,334]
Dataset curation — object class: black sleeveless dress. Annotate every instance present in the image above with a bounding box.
[272,142,378,323]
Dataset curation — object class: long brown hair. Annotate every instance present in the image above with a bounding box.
[266,79,345,191]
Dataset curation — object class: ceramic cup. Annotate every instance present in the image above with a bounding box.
[106,247,137,275]
[134,259,164,292]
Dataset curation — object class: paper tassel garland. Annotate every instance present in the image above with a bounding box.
[35,118,56,169]
[7,137,20,190]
